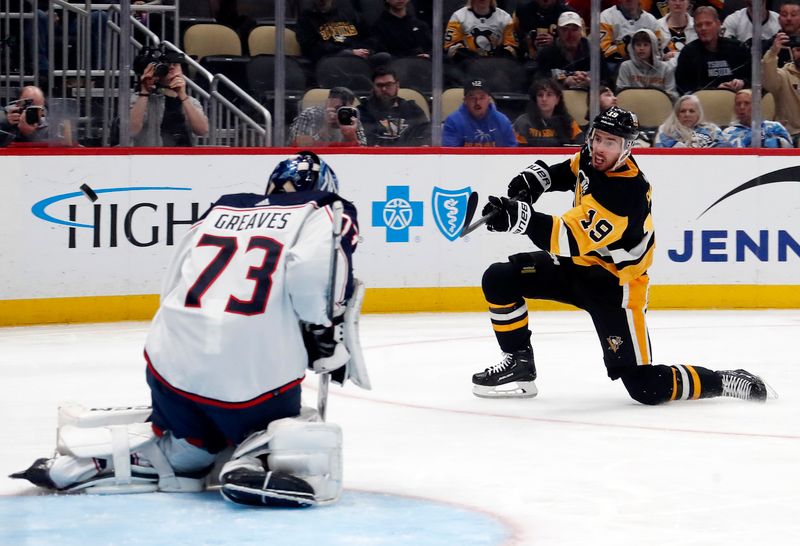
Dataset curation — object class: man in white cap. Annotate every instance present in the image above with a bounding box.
[512,0,575,61]
[534,11,612,90]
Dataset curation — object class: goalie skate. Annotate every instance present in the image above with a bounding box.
[472,347,538,399]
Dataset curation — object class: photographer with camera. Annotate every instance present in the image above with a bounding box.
[762,30,800,146]
[0,85,48,147]
[129,46,209,147]
[288,87,366,147]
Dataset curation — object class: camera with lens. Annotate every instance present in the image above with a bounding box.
[337,106,358,126]
[4,98,44,125]
[786,36,800,48]
[133,44,186,78]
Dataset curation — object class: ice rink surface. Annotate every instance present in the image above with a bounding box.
[1,309,799,546]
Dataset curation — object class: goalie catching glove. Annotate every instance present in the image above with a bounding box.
[482,196,534,235]
[303,313,349,382]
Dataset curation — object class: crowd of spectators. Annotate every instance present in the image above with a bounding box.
[6,0,800,148]
[280,0,798,148]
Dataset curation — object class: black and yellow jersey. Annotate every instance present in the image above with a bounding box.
[526,146,655,285]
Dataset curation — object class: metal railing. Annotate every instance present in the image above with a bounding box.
[101,5,269,147]
[0,0,40,103]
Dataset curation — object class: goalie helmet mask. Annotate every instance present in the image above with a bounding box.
[267,151,340,195]
[588,106,639,170]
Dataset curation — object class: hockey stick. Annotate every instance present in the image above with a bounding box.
[458,191,480,238]
[318,200,345,422]
[459,191,528,238]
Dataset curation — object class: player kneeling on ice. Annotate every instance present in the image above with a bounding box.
[11,151,370,507]
[472,106,773,403]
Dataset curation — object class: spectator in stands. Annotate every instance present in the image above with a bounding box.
[722,0,780,49]
[616,29,678,100]
[762,31,800,144]
[442,78,517,146]
[675,6,750,94]
[295,0,373,63]
[130,57,209,147]
[656,0,697,64]
[512,0,573,62]
[357,66,429,146]
[534,11,612,89]
[721,88,793,147]
[289,86,366,147]
[444,0,519,62]
[768,0,800,67]
[599,0,663,72]
[371,0,432,59]
[654,94,725,147]
[513,77,583,146]
[597,85,619,112]
[0,85,48,145]
[578,84,619,129]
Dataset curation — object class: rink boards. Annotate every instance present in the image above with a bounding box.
[1,147,798,325]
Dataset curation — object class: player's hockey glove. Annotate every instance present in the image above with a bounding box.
[303,315,350,379]
[507,160,551,205]
[482,196,533,234]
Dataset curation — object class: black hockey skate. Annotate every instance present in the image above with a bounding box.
[221,467,316,508]
[472,346,537,399]
[718,369,768,402]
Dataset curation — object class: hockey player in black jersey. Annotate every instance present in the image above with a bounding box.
[472,106,771,404]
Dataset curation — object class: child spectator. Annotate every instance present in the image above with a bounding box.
[600,0,663,73]
[616,29,678,100]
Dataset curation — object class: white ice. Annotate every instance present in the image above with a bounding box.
[2,310,799,545]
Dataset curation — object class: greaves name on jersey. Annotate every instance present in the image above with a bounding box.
[212,210,292,231]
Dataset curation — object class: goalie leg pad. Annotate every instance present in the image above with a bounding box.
[341,278,370,390]
[57,403,151,429]
[219,411,342,506]
[12,404,209,494]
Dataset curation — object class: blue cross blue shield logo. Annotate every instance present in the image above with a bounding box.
[432,186,471,241]
[372,186,424,243]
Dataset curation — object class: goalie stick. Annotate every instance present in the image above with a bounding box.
[318,199,345,422]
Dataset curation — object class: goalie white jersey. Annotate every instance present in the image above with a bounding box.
[144,191,358,405]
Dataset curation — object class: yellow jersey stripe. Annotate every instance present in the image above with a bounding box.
[488,301,517,309]
[670,367,678,401]
[492,315,529,332]
[686,365,702,400]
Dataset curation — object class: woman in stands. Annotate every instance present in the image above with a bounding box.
[654,93,724,148]
[513,77,584,147]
